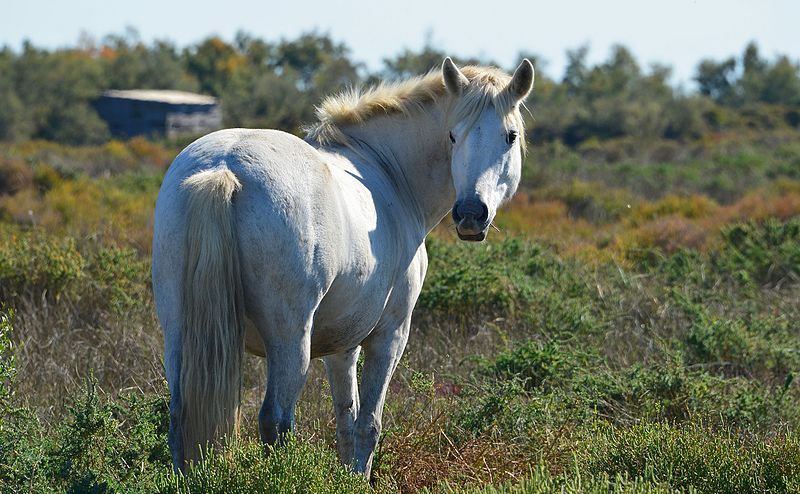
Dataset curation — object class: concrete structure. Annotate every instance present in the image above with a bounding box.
[94,89,222,139]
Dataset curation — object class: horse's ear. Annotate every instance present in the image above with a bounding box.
[442,57,469,95]
[508,59,534,101]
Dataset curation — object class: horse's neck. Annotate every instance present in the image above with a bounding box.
[345,106,455,234]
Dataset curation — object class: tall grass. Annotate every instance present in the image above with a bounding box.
[1,136,799,491]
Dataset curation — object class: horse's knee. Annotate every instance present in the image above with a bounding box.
[350,416,382,475]
[355,418,381,451]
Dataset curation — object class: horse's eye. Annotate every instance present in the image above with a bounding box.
[506,130,519,145]
[449,131,456,144]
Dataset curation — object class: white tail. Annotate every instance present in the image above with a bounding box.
[179,167,244,464]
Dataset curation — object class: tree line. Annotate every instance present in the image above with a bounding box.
[0,29,798,145]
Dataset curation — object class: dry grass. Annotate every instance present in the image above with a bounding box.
[3,137,800,492]
[9,291,163,418]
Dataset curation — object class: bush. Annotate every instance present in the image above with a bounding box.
[0,228,148,313]
[579,422,800,493]
[43,379,170,493]
[0,308,49,492]
[537,181,635,224]
[0,379,388,493]
[426,466,676,494]
[0,157,33,195]
[420,238,541,316]
[483,340,576,391]
[0,308,16,408]
[0,229,84,300]
[715,218,800,285]
[0,373,385,494]
[158,437,383,494]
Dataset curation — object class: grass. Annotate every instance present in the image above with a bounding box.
[1,134,799,492]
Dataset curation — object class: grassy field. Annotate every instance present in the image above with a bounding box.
[1,132,799,492]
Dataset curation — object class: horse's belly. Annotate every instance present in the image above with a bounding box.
[242,310,382,360]
[309,283,392,358]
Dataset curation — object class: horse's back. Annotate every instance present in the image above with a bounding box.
[161,128,332,201]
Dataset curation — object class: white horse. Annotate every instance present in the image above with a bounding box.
[152,57,533,476]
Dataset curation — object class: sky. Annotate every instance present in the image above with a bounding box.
[1,0,798,87]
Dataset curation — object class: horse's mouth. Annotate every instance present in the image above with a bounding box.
[457,230,487,242]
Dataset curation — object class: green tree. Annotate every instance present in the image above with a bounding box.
[272,32,359,92]
[0,49,31,141]
[185,36,243,96]
[563,45,589,96]
[382,40,488,81]
[759,56,800,105]
[12,42,108,144]
[695,57,737,103]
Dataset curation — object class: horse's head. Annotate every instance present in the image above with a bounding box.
[443,57,534,241]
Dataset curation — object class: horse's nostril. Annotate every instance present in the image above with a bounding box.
[453,200,488,225]
[477,203,489,223]
[451,206,462,223]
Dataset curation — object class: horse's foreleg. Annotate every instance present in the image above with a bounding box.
[259,326,312,446]
[352,320,410,477]
[324,347,361,465]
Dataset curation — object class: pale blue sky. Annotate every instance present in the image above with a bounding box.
[1,0,798,86]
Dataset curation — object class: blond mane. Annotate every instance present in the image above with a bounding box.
[305,65,527,152]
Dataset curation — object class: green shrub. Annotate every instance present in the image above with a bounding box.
[0,228,149,314]
[579,422,800,493]
[0,229,84,299]
[157,436,383,494]
[0,308,15,409]
[420,238,540,315]
[454,333,797,443]
[484,340,575,391]
[426,466,676,494]
[0,309,48,491]
[42,379,169,493]
[0,375,386,494]
[715,218,800,285]
[420,237,596,330]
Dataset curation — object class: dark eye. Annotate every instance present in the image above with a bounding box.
[449,131,456,144]
[506,130,519,145]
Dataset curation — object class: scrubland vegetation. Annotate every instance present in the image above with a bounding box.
[1,32,800,492]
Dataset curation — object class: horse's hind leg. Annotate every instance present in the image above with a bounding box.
[166,359,184,471]
[324,347,361,464]
[154,272,185,471]
[247,302,315,446]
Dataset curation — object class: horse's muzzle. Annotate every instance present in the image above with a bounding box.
[452,199,489,242]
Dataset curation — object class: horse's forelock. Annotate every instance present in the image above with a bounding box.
[451,68,528,154]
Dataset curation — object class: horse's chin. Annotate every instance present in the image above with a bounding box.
[457,230,487,242]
